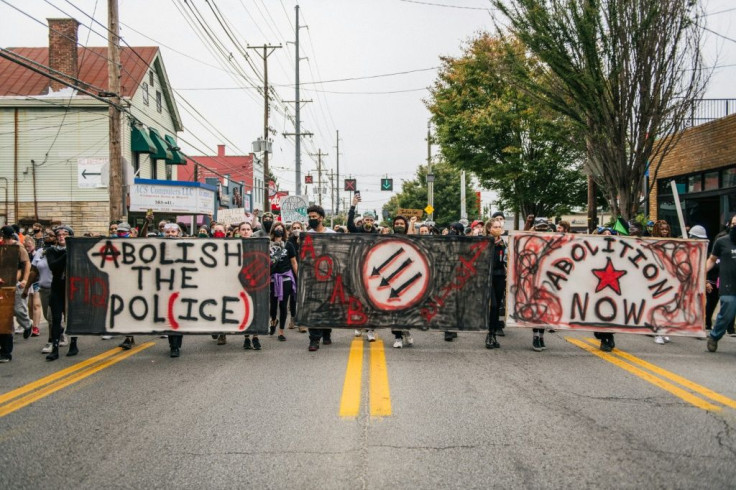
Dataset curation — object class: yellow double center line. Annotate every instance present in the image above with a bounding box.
[340,338,392,418]
[0,342,154,418]
[566,337,736,412]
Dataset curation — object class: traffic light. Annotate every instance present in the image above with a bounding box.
[380,178,393,191]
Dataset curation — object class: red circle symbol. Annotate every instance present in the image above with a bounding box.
[362,239,430,311]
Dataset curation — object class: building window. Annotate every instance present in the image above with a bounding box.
[149,70,154,87]
[724,167,736,188]
[704,171,719,191]
[156,91,162,113]
[142,82,149,106]
[688,174,702,193]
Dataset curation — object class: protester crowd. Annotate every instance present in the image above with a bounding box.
[1,199,734,363]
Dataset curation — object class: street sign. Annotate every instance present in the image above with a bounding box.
[344,179,356,191]
[77,158,108,188]
[426,173,435,183]
[380,178,393,191]
[424,205,434,215]
[305,175,313,184]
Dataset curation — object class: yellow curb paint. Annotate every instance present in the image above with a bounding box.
[0,347,124,405]
[581,337,736,410]
[566,337,720,412]
[0,342,154,418]
[339,339,364,417]
[369,340,392,417]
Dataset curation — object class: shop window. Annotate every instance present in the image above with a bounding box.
[704,171,719,190]
[657,178,674,196]
[688,174,702,193]
[723,167,736,188]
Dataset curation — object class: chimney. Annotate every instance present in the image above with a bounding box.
[217,145,226,157]
[48,18,80,92]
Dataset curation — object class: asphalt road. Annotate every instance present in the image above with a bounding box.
[1,326,735,489]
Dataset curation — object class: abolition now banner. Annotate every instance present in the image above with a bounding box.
[66,238,270,335]
[506,232,707,336]
[295,234,493,330]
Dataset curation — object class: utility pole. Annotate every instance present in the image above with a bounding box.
[108,0,123,222]
[460,170,467,221]
[334,130,340,216]
[248,43,282,212]
[309,149,327,206]
[426,121,434,222]
[328,169,335,227]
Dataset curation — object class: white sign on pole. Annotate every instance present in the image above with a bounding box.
[280,195,309,223]
[130,182,215,214]
[77,158,108,188]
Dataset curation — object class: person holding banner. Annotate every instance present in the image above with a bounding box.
[650,220,673,345]
[706,215,736,353]
[268,222,298,342]
[390,216,414,348]
[162,223,185,358]
[486,219,506,349]
[306,205,336,352]
[239,221,262,351]
[287,222,305,332]
[45,226,79,361]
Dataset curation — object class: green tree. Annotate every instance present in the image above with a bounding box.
[493,0,707,220]
[382,161,477,228]
[426,34,586,219]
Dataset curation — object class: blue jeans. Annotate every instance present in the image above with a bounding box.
[711,295,736,341]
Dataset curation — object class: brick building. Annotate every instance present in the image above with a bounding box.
[649,112,736,240]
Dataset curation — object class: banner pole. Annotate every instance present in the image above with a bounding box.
[669,180,687,239]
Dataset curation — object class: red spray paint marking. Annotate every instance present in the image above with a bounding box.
[167,292,180,330]
[238,291,250,331]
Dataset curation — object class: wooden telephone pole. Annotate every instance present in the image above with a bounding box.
[108,0,123,222]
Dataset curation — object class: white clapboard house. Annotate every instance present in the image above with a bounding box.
[0,18,185,233]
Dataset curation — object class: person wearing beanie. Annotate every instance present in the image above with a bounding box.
[347,195,377,234]
[254,212,274,238]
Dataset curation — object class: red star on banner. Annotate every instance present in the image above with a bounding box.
[592,258,627,295]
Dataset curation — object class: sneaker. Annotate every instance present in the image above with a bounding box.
[298,327,308,333]
[354,329,362,337]
[31,326,40,337]
[23,326,32,339]
[217,334,227,345]
[14,326,23,334]
[654,335,665,345]
[308,339,319,352]
[0,354,12,363]
[269,319,277,335]
[59,334,68,347]
[539,337,547,350]
[252,337,261,350]
[243,337,252,350]
[485,333,495,349]
[170,347,180,358]
[707,337,718,352]
[101,335,113,340]
[288,318,296,329]
[403,331,413,346]
[444,331,457,342]
[600,339,613,352]
[41,343,53,354]
[119,337,134,350]
[533,337,543,352]
[278,334,286,341]
[366,330,376,342]
[393,339,403,349]
[322,337,332,345]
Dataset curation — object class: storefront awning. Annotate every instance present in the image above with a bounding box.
[164,134,186,165]
[131,124,156,153]
[149,128,173,161]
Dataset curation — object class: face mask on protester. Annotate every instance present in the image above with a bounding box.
[273,228,284,238]
[262,220,273,232]
[394,225,406,234]
[213,231,226,238]
[363,223,373,231]
[291,229,301,237]
[730,226,736,244]
[308,218,320,229]
[198,233,209,238]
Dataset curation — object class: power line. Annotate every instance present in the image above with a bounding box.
[398,0,492,11]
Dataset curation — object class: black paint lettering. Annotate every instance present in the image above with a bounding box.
[546,271,568,291]
[553,258,573,275]
[200,242,217,268]
[584,240,599,255]
[199,299,217,321]
[155,268,175,291]
[181,267,198,289]
[643,264,659,280]
[175,242,196,264]
[122,242,137,265]
[152,294,165,323]
[110,294,124,328]
[131,266,151,290]
[619,240,633,258]
[603,237,615,253]
[139,244,157,264]
[623,299,646,324]
[129,296,148,320]
[224,242,242,267]
[595,297,617,322]
[571,292,589,321]
[221,296,240,324]
[628,249,647,268]
[649,279,674,299]
[571,244,586,262]
[159,242,174,265]
[178,298,198,321]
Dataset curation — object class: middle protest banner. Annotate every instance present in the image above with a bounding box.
[296,234,493,330]
[65,237,270,335]
[506,232,707,336]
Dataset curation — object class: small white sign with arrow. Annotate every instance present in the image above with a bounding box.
[77,158,109,188]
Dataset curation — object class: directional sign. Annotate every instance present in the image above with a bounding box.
[305,175,313,184]
[380,178,393,191]
[344,179,356,191]
[424,205,434,215]
[77,158,108,188]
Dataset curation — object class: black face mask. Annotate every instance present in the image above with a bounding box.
[394,225,406,234]
[274,228,284,238]
[262,220,273,232]
[308,218,320,229]
[730,226,736,244]
[363,223,373,231]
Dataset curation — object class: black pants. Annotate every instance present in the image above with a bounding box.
[50,287,65,344]
[168,335,183,349]
[489,274,506,333]
[593,332,614,344]
[270,280,294,330]
[309,328,332,342]
[0,334,11,357]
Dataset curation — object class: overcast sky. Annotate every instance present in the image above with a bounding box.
[2,0,735,216]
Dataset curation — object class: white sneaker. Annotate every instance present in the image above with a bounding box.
[59,334,68,347]
[367,330,376,342]
[393,339,403,349]
[41,343,53,354]
[14,326,24,334]
[654,335,665,344]
[403,331,414,346]
[354,329,362,337]
[663,336,670,343]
